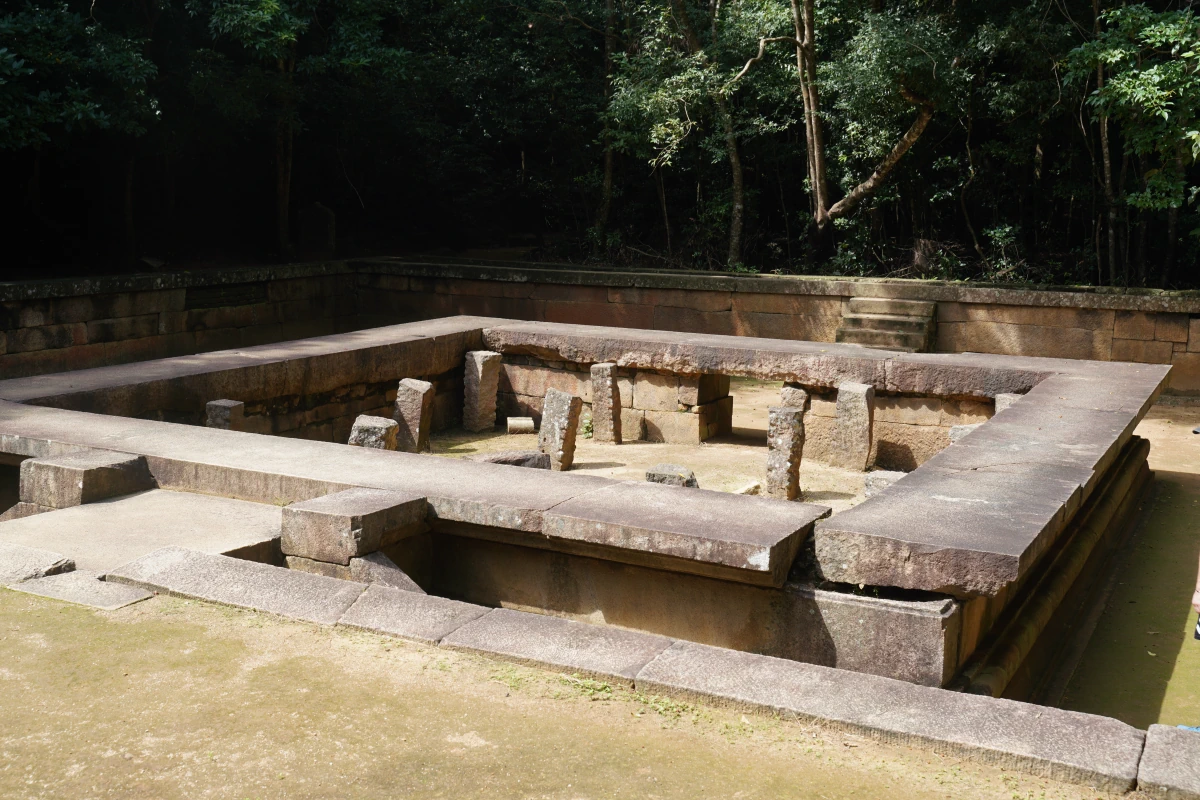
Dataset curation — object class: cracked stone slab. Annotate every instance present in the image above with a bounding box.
[337,584,488,644]
[1139,725,1200,799]
[8,569,151,610]
[441,608,673,685]
[635,640,1143,793]
[0,542,74,584]
[107,546,364,625]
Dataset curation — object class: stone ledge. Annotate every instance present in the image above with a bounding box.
[1138,725,1200,799]
[633,640,1144,792]
[337,584,488,644]
[7,569,152,610]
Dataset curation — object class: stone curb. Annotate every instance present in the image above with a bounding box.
[1138,725,1200,799]
[8,570,152,610]
[337,584,489,645]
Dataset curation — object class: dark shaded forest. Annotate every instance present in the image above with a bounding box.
[2,0,1198,285]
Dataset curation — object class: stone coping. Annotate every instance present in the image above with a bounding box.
[4,256,1200,313]
[102,546,1147,793]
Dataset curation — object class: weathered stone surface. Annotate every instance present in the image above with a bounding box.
[780,383,809,409]
[0,542,74,584]
[349,551,425,593]
[347,414,399,450]
[537,388,582,471]
[589,362,621,444]
[1139,725,1200,799]
[632,372,680,411]
[831,383,874,471]
[393,378,434,453]
[766,406,805,500]
[542,482,829,586]
[205,399,244,430]
[645,463,698,488]
[635,640,1143,792]
[338,584,487,643]
[864,470,905,497]
[20,449,155,508]
[506,416,536,434]
[620,408,646,441]
[8,569,151,610]
[949,423,983,442]
[994,393,1021,413]
[0,501,50,521]
[463,350,502,432]
[108,546,364,624]
[466,450,550,469]
[281,487,427,566]
[441,607,673,685]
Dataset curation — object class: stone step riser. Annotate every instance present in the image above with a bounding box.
[847,297,937,318]
[839,314,935,335]
[835,328,930,351]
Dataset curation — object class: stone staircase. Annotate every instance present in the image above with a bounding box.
[835,297,937,352]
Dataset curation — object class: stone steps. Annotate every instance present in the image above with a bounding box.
[835,327,930,352]
[836,298,937,352]
[847,297,937,317]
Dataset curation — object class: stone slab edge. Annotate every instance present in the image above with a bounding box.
[1138,725,1200,799]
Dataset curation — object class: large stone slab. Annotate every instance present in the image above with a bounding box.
[8,569,151,610]
[20,449,154,508]
[542,482,829,586]
[441,607,673,685]
[349,551,426,593]
[1139,725,1200,799]
[0,542,74,584]
[635,640,1144,792]
[337,584,488,644]
[465,450,550,469]
[107,546,364,625]
[281,488,427,566]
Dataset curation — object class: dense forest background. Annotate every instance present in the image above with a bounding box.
[2,0,1198,285]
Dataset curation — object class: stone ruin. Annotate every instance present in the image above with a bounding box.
[0,315,1170,701]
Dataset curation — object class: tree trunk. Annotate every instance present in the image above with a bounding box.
[655,166,673,255]
[595,0,616,235]
[715,96,744,265]
[1093,0,1118,285]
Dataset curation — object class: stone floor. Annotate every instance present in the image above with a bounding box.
[433,378,870,513]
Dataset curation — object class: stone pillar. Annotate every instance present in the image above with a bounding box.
[393,378,434,453]
[832,382,874,471]
[995,393,1021,413]
[590,362,622,444]
[347,415,399,450]
[537,388,583,471]
[780,383,809,410]
[766,406,805,500]
[205,399,245,431]
[463,351,502,432]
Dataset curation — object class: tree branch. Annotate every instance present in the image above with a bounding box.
[726,36,802,89]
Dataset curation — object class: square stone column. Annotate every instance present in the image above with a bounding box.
[205,399,245,431]
[347,415,399,450]
[832,382,875,471]
[780,383,809,410]
[393,378,434,453]
[766,406,805,500]
[463,351,502,432]
[538,388,583,471]
[590,362,622,444]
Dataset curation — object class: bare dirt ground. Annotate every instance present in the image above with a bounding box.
[0,591,1124,800]
[433,378,868,513]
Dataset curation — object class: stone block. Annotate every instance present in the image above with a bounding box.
[994,393,1021,413]
[1170,352,1200,393]
[537,388,582,471]
[338,584,488,644]
[1114,310,1156,340]
[20,450,155,509]
[441,607,673,686]
[766,406,805,501]
[634,640,1143,792]
[205,399,245,430]
[864,470,905,497]
[832,383,874,471]
[8,569,151,610]
[393,378,434,453]
[1190,318,1200,353]
[646,463,698,488]
[108,547,365,625]
[506,416,536,434]
[643,409,702,444]
[873,396,941,427]
[1156,313,1190,343]
[589,362,622,444]
[1139,724,1200,799]
[632,372,680,411]
[466,450,550,469]
[281,488,428,566]
[349,551,425,593]
[0,542,74,584]
[677,374,730,406]
[347,414,399,450]
[463,350,502,432]
[781,383,809,409]
[949,423,982,442]
[621,408,646,441]
[499,363,590,402]
[1112,337,1174,364]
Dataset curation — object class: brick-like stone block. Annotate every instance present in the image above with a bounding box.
[677,374,730,406]
[347,414,399,450]
[632,372,680,411]
[537,388,583,471]
[644,409,703,444]
[1139,724,1200,799]
[646,463,698,488]
[590,362,622,444]
[393,378,434,453]
[766,406,805,500]
[19,450,154,509]
[281,488,428,566]
[621,408,646,441]
[205,399,245,430]
[1189,318,1200,353]
[463,350,502,432]
[1114,310,1156,340]
[1111,337,1174,364]
[781,383,810,410]
[1156,313,1190,343]
[1170,352,1200,393]
[831,383,874,471]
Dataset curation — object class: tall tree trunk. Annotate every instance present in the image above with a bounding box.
[655,166,673,255]
[595,0,616,235]
[714,96,744,265]
[1093,0,1118,285]
[790,0,829,230]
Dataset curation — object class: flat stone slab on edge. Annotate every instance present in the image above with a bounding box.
[635,640,1143,793]
[337,584,489,644]
[8,569,151,610]
[442,607,673,686]
[0,542,75,584]
[1139,725,1200,799]
[107,546,364,625]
